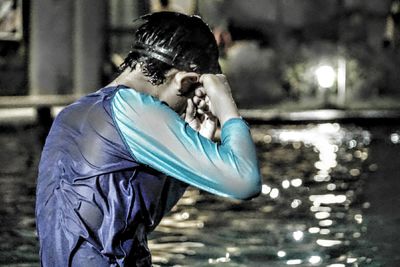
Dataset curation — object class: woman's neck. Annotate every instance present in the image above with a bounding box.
[107,67,161,97]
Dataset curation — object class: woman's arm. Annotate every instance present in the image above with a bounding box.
[111,87,261,200]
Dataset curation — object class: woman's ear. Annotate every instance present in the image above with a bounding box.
[174,71,199,90]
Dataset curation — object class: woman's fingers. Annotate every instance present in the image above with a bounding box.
[184,99,196,122]
[194,87,206,97]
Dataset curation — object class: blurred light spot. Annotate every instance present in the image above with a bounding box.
[348,140,357,149]
[308,227,320,234]
[335,232,344,238]
[327,183,336,191]
[320,228,330,235]
[262,184,271,195]
[293,231,304,241]
[349,169,360,176]
[362,202,371,209]
[291,199,302,209]
[319,220,333,227]
[277,250,286,257]
[354,214,363,224]
[361,152,368,160]
[309,255,322,265]
[335,212,346,219]
[311,206,331,212]
[310,194,347,205]
[353,232,361,238]
[263,135,272,143]
[390,133,400,144]
[315,211,330,220]
[270,188,280,199]
[347,258,357,263]
[315,65,335,88]
[316,239,342,247]
[291,178,302,187]
[314,174,327,182]
[346,190,354,197]
[282,180,290,189]
[208,253,231,264]
[368,164,378,172]
[292,142,302,149]
[354,150,362,158]
[226,247,239,253]
[287,259,303,265]
[327,264,345,267]
[179,212,189,220]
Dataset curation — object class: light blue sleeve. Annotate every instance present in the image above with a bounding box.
[111,88,261,200]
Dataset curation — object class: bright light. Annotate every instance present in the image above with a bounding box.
[277,250,286,257]
[262,184,271,195]
[390,133,400,144]
[354,214,363,224]
[293,231,304,241]
[287,259,303,265]
[316,239,342,247]
[316,65,336,88]
[308,227,320,234]
[309,255,322,265]
[270,188,280,199]
[291,199,302,209]
[291,178,302,187]
[282,180,290,189]
[315,211,330,220]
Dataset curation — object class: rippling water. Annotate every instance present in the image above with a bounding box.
[0,123,399,266]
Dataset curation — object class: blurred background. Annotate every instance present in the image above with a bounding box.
[0,0,400,266]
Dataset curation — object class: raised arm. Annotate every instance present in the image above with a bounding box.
[111,85,261,200]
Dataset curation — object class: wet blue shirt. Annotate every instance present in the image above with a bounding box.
[36,85,261,266]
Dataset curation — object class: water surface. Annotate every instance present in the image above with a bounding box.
[0,123,399,266]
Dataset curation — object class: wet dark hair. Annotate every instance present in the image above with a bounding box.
[120,12,222,85]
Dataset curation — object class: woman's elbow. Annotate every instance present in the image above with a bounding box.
[228,172,262,200]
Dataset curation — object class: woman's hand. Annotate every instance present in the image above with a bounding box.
[199,74,240,126]
[184,98,217,140]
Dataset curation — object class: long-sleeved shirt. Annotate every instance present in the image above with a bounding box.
[35,85,261,266]
[111,87,261,200]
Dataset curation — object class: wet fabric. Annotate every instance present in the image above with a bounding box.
[36,85,261,266]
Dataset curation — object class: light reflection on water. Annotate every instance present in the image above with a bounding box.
[0,123,398,266]
[148,123,379,266]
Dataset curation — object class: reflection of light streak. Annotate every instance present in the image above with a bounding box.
[291,178,302,187]
[315,211,330,219]
[316,239,342,247]
[208,253,231,264]
[309,255,322,264]
[293,230,304,241]
[277,124,343,182]
[277,250,287,257]
[270,188,280,199]
[319,228,330,235]
[262,184,271,194]
[308,227,320,234]
[310,194,347,206]
[354,214,363,224]
[319,219,333,227]
[287,259,303,265]
[282,179,290,189]
[291,199,302,208]
[347,258,357,263]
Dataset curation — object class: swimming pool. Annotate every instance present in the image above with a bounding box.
[0,122,399,266]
